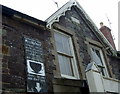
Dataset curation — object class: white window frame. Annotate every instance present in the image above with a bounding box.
[54,30,79,79]
[90,45,109,77]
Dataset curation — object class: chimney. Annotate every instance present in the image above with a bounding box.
[99,22,116,50]
[100,22,104,27]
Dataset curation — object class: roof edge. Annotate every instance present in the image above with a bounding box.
[45,0,117,55]
[2,5,46,26]
[46,0,78,28]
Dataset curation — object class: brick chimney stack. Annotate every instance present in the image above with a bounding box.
[99,22,116,50]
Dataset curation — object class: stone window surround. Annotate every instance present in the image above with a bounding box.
[90,44,109,77]
[54,29,79,79]
[50,23,85,80]
[85,37,114,78]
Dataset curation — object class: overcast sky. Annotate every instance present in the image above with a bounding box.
[1,0,119,50]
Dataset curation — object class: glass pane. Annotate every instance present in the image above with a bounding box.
[58,55,66,75]
[63,56,73,76]
[94,49,103,65]
[62,35,71,55]
[54,32,71,55]
[54,32,64,52]
[98,66,105,76]
[91,48,103,66]
[58,54,73,76]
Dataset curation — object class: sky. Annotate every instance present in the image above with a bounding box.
[1,0,119,50]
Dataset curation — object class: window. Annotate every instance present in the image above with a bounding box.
[90,46,108,77]
[54,30,79,79]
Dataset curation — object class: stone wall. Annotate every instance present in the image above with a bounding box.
[2,15,55,93]
[56,6,120,80]
[1,5,120,94]
[57,6,99,71]
[108,56,120,80]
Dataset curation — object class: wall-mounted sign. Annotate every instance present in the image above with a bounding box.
[27,60,45,76]
[24,36,43,62]
[27,74,47,92]
[24,36,47,93]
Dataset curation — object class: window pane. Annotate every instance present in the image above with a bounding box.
[94,49,103,65]
[63,56,73,76]
[62,35,71,55]
[58,54,73,76]
[54,32,64,52]
[58,55,66,75]
[98,66,105,76]
[90,48,103,66]
[54,32,71,55]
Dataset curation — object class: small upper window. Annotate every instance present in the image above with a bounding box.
[54,30,79,79]
[90,46,109,77]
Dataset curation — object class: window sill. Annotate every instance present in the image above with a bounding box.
[103,76,120,82]
[53,77,83,87]
[61,74,80,80]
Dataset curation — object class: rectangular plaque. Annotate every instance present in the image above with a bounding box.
[27,74,47,92]
[24,36,43,62]
[24,36,47,93]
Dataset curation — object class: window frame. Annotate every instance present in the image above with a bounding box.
[54,29,79,79]
[89,44,109,77]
